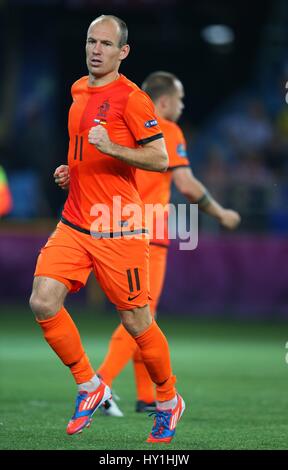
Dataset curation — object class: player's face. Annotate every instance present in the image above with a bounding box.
[166,80,184,122]
[86,20,129,78]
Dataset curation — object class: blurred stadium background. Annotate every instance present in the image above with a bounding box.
[0,0,288,450]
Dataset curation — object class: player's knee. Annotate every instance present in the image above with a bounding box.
[29,291,59,320]
[121,307,152,337]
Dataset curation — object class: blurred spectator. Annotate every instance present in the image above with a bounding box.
[200,145,229,190]
[0,165,13,217]
[221,99,273,153]
[186,65,288,234]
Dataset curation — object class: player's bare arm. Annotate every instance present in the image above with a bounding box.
[173,166,241,230]
[88,125,168,172]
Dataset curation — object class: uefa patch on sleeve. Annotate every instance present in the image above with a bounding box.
[176,143,187,157]
[144,119,158,128]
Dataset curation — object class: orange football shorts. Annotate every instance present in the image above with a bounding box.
[34,221,150,310]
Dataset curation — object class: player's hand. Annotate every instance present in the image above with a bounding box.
[54,165,70,190]
[88,125,112,154]
[219,209,241,230]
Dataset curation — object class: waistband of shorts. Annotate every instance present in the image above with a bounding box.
[60,216,149,239]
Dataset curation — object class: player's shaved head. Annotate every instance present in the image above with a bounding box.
[89,15,128,48]
[142,72,182,101]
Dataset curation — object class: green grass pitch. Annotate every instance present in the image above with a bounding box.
[1,306,288,450]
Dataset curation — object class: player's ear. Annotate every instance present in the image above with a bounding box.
[119,44,130,61]
[158,95,169,108]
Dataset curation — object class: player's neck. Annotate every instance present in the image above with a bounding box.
[88,71,120,87]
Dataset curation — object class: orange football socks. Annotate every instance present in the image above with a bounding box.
[134,320,176,402]
[132,302,156,403]
[133,346,155,403]
[97,324,137,387]
[36,307,95,384]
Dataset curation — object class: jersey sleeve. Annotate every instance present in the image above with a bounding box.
[123,90,164,145]
[166,124,190,169]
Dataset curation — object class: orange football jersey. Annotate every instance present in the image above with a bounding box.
[135,117,190,246]
[62,74,163,233]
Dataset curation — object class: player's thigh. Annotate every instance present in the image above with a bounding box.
[92,237,150,311]
[34,222,93,294]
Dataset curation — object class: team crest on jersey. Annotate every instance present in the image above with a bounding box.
[144,119,158,128]
[176,143,187,157]
[97,99,110,118]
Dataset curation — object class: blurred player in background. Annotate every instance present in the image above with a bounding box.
[30,15,185,444]
[55,71,241,416]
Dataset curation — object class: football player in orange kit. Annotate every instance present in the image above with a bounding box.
[30,16,185,443]
[55,71,241,416]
